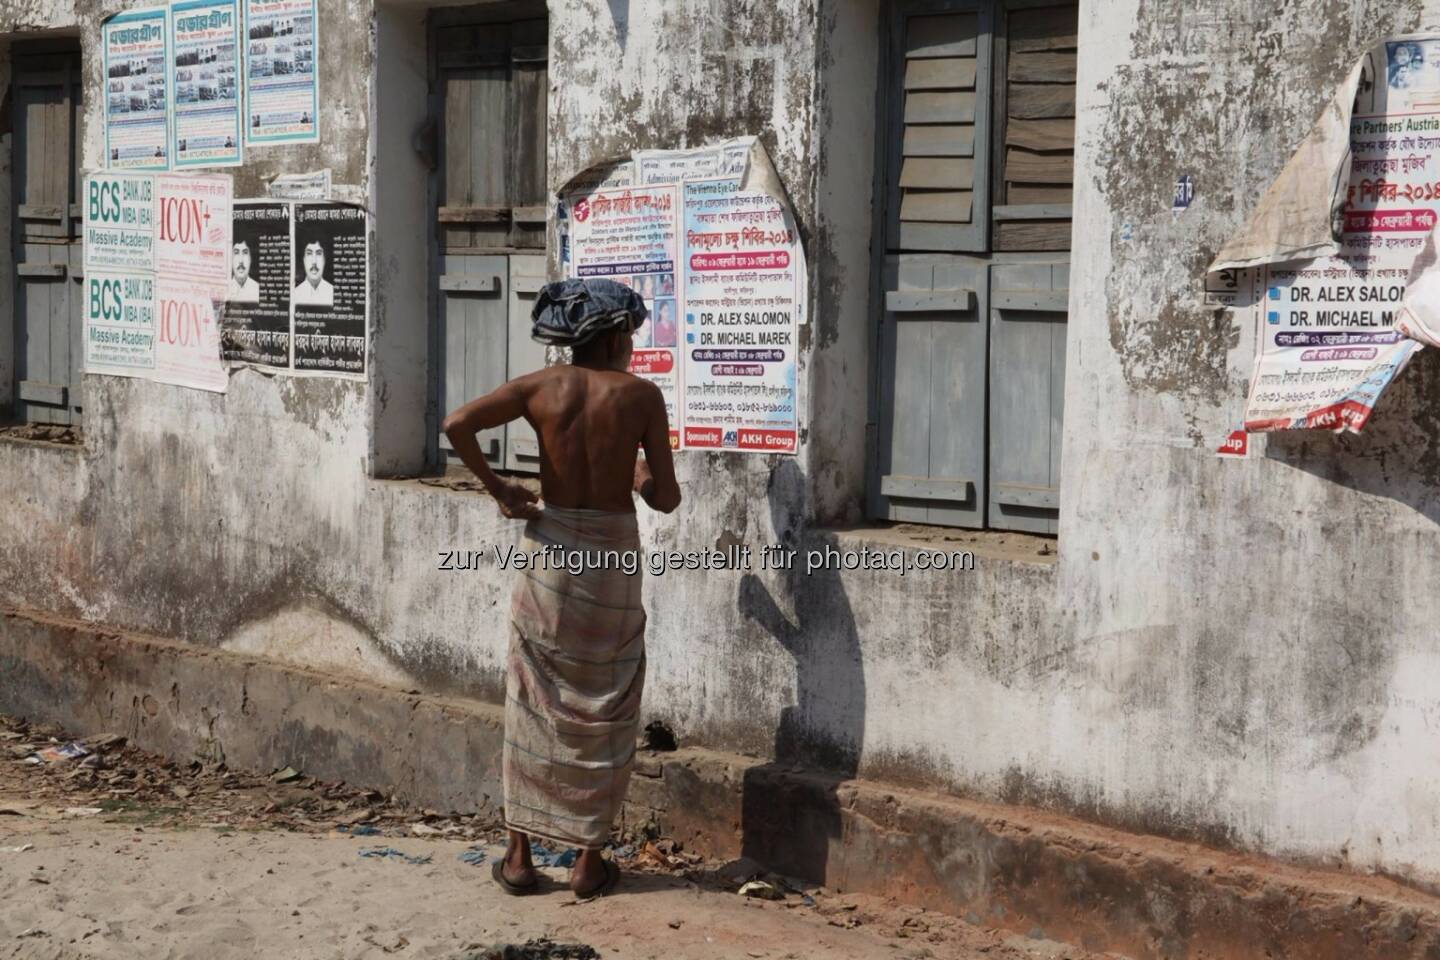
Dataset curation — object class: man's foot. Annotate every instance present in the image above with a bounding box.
[569,849,619,899]
[496,829,538,893]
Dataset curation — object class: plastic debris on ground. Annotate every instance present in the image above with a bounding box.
[529,841,577,868]
[33,742,88,763]
[344,824,381,836]
[458,845,488,866]
[1,843,35,853]
[459,938,600,960]
[357,846,433,865]
[271,766,303,783]
[738,879,785,900]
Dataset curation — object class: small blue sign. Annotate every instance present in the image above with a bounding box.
[1173,174,1194,211]
[1267,311,1281,325]
[1268,286,1282,300]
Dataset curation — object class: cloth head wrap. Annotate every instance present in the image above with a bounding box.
[530,278,648,347]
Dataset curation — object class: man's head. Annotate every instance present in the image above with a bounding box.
[232,241,252,283]
[302,239,325,287]
[530,278,648,364]
[571,325,634,371]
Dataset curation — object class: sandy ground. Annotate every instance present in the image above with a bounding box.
[0,716,1121,960]
[0,813,1126,960]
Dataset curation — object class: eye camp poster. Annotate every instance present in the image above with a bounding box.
[559,138,804,454]
[1213,35,1440,436]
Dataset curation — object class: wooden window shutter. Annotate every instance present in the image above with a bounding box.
[885,0,994,253]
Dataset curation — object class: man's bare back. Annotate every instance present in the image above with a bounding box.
[441,327,681,520]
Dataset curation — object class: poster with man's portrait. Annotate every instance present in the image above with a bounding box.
[292,202,366,375]
[221,201,291,369]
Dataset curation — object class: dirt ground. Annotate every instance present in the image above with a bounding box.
[0,715,1122,960]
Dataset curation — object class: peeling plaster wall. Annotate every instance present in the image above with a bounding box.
[1059,0,1440,886]
[6,0,1440,893]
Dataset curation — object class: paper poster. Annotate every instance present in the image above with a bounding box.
[221,201,292,368]
[155,277,228,391]
[243,0,320,145]
[171,0,243,168]
[292,203,367,374]
[680,178,799,452]
[1239,47,1440,433]
[557,138,804,453]
[268,168,331,199]
[636,140,751,185]
[568,186,682,448]
[84,272,157,376]
[83,172,156,273]
[82,171,232,393]
[155,173,233,293]
[103,7,171,170]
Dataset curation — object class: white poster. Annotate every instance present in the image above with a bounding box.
[83,172,157,274]
[171,0,243,168]
[680,178,800,453]
[567,186,682,450]
[103,6,171,171]
[559,138,804,454]
[155,278,229,391]
[85,272,158,376]
[155,172,233,294]
[82,171,232,393]
[242,0,320,145]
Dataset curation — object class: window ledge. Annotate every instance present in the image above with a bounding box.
[823,522,1058,566]
[0,424,84,454]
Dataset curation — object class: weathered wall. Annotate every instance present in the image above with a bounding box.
[7,0,1440,897]
[1058,0,1440,886]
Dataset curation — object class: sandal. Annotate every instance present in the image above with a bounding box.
[573,859,620,901]
[492,857,540,896]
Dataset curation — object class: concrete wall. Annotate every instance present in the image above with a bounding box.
[1059,0,1440,886]
[6,0,1440,895]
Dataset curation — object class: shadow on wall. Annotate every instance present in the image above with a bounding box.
[736,459,866,883]
[605,0,629,50]
[1265,348,1440,520]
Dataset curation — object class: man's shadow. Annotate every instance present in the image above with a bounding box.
[735,460,865,883]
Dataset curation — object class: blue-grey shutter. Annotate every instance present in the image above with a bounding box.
[871,256,988,527]
[13,51,82,426]
[987,260,1067,534]
[884,0,993,254]
[503,255,546,473]
[438,255,508,470]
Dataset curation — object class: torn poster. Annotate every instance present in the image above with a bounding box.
[222,201,292,368]
[170,0,243,168]
[267,168,331,200]
[292,202,367,375]
[1210,35,1440,433]
[103,6,171,171]
[242,0,320,145]
[557,138,804,453]
[155,278,228,391]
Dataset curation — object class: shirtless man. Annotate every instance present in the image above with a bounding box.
[442,278,680,898]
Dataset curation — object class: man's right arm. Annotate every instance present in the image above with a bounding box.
[442,379,542,521]
[635,384,681,514]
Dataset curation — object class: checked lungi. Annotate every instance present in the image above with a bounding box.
[502,505,646,849]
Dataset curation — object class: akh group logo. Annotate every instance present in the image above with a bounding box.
[722,430,739,447]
